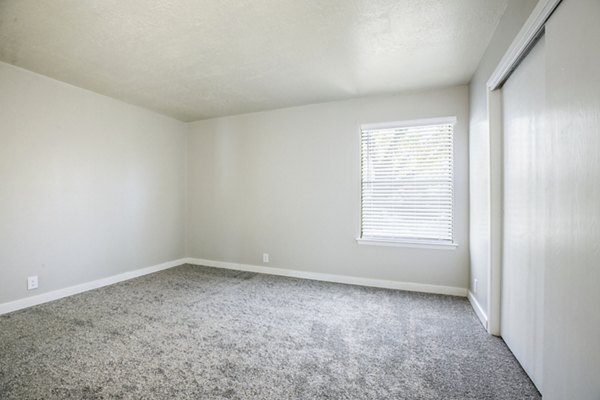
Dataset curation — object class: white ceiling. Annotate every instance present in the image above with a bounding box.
[0,0,508,121]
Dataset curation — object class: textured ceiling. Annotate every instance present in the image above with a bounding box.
[0,0,508,121]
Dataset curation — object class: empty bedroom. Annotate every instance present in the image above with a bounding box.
[1,0,598,399]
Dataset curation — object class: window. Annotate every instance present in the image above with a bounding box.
[358,117,456,247]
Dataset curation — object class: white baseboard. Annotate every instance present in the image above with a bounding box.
[0,257,469,315]
[0,258,187,315]
[185,258,468,297]
[468,290,488,330]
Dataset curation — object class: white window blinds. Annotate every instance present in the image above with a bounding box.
[360,118,455,245]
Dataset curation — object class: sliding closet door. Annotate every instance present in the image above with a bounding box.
[542,1,600,398]
[501,35,546,392]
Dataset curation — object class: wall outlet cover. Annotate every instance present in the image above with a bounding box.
[27,275,39,290]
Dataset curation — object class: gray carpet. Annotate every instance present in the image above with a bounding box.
[0,264,540,399]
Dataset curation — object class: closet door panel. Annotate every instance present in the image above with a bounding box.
[501,34,546,392]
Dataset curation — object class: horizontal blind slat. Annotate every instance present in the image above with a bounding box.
[360,122,454,243]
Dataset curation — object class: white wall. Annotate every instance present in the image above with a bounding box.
[542,1,600,398]
[468,0,538,316]
[0,62,188,304]
[187,86,469,292]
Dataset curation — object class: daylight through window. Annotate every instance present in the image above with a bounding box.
[360,118,456,246]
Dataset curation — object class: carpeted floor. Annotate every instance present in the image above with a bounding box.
[0,264,540,399]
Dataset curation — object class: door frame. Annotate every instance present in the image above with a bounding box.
[484,0,561,335]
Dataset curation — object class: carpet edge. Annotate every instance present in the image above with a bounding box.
[186,257,468,297]
[0,258,187,315]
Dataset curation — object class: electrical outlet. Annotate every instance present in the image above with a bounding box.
[473,278,478,294]
[262,253,269,263]
[27,276,38,290]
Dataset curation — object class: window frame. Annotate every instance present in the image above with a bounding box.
[355,116,458,250]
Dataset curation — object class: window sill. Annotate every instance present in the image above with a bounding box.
[356,238,458,250]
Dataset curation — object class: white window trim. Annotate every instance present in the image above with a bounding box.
[356,116,458,250]
[360,116,457,132]
[356,237,458,250]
